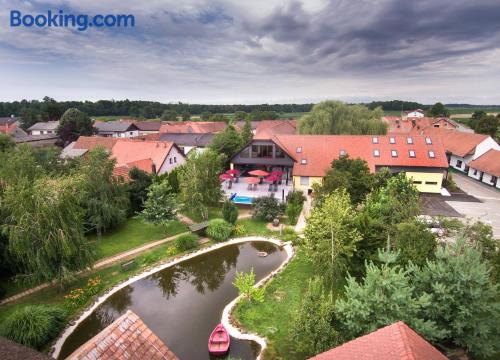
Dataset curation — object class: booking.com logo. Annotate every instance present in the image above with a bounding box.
[10,10,135,31]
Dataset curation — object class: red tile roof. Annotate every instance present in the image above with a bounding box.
[467,149,500,177]
[254,120,297,139]
[159,121,227,134]
[111,139,174,174]
[310,321,447,360]
[412,127,489,157]
[73,136,118,151]
[68,310,179,360]
[383,116,457,133]
[273,134,448,177]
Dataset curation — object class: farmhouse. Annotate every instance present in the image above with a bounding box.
[133,121,162,135]
[230,134,448,194]
[94,120,140,138]
[404,109,425,118]
[27,121,59,135]
[159,121,227,134]
[467,149,500,189]
[144,132,216,155]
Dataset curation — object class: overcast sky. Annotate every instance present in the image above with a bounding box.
[1,0,500,104]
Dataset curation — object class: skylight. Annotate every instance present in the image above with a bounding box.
[296,147,302,153]
[301,159,307,164]
[372,136,379,144]
[391,150,398,157]
[339,149,346,157]
[373,149,380,157]
[389,137,396,144]
[425,137,432,145]
[407,137,413,144]
[409,150,416,158]
[428,150,435,158]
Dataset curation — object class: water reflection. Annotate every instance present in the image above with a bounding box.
[58,242,286,360]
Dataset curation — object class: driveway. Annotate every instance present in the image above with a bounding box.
[447,173,500,238]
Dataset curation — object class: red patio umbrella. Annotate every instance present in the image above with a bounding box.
[264,175,278,183]
[226,169,240,176]
[270,170,284,177]
[244,177,260,184]
[248,169,269,177]
[219,174,232,181]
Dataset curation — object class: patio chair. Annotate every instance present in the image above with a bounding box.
[247,184,252,191]
[268,184,272,192]
[273,183,278,192]
[253,183,257,191]
[228,181,232,189]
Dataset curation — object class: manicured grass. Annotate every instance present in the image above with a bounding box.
[181,207,222,223]
[93,217,188,259]
[236,218,272,236]
[232,250,315,360]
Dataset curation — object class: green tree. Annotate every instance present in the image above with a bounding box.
[315,156,374,205]
[233,268,264,302]
[209,124,243,162]
[161,109,178,121]
[412,240,500,357]
[209,113,228,122]
[200,111,211,121]
[57,108,94,144]
[181,111,191,121]
[290,278,341,357]
[77,147,129,239]
[335,250,440,342]
[41,96,62,121]
[206,218,233,242]
[241,118,253,144]
[222,199,238,224]
[141,179,178,226]
[474,115,498,137]
[19,107,39,129]
[178,149,223,220]
[127,167,153,214]
[426,102,450,117]
[4,176,95,286]
[392,219,437,267]
[298,100,386,135]
[471,110,487,121]
[252,196,284,221]
[304,189,361,283]
[0,133,15,153]
[234,111,247,120]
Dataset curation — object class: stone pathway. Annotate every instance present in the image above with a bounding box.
[294,195,312,233]
[0,231,189,306]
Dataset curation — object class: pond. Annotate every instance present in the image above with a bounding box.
[57,241,287,360]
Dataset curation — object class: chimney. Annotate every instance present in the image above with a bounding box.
[152,163,157,174]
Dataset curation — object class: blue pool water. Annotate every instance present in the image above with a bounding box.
[232,196,253,204]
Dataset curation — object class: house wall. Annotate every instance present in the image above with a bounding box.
[431,119,457,129]
[449,154,472,172]
[158,146,185,174]
[292,176,323,191]
[467,167,482,180]
[473,137,500,160]
[405,171,443,193]
[407,111,424,118]
[113,130,139,138]
[480,173,499,187]
[30,129,56,135]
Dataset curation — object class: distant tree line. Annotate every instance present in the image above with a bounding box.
[364,100,427,111]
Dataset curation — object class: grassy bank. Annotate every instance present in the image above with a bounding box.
[232,250,315,360]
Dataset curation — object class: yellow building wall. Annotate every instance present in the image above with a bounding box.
[293,176,323,191]
[405,172,443,193]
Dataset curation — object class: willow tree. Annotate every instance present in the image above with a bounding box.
[178,149,223,220]
[5,176,95,287]
[298,100,387,135]
[304,189,361,283]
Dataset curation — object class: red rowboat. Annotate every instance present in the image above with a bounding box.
[208,323,230,356]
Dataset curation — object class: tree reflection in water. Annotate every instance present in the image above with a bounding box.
[250,241,278,254]
[95,286,134,328]
[150,265,185,299]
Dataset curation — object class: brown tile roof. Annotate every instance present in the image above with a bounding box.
[0,336,51,360]
[73,136,118,151]
[254,120,297,139]
[467,149,500,177]
[133,121,162,131]
[273,134,448,177]
[413,127,489,157]
[310,321,447,360]
[68,310,179,360]
[159,121,227,134]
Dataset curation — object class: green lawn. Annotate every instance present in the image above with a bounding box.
[93,217,188,259]
[180,207,222,223]
[233,250,315,360]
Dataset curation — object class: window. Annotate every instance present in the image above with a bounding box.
[409,150,416,158]
[391,150,398,157]
[339,149,346,157]
[174,156,177,163]
[456,159,463,168]
[425,137,432,145]
[413,180,422,184]
[301,159,307,165]
[300,176,309,186]
[407,137,413,144]
[275,147,285,158]
[169,158,172,164]
[240,147,250,158]
[491,176,498,184]
[425,181,438,185]
[130,132,134,135]
[296,147,302,153]
[252,144,273,158]
[372,136,379,144]
[389,137,396,144]
[473,169,478,176]
[428,150,435,158]
[373,149,380,157]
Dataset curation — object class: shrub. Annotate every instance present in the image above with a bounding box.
[285,202,302,225]
[233,268,264,303]
[286,190,306,206]
[252,196,284,221]
[0,305,66,349]
[281,227,301,245]
[222,200,239,224]
[233,224,247,237]
[65,276,103,309]
[206,219,233,242]
[175,233,199,251]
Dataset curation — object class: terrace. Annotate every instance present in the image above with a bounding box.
[221,176,293,204]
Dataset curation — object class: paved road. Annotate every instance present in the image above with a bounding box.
[447,173,500,238]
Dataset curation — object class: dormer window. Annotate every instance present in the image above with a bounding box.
[339,149,346,157]
[373,149,380,157]
[428,150,435,158]
[372,136,379,144]
[407,137,413,144]
[425,137,432,145]
[409,150,416,158]
[391,150,398,157]
[389,137,396,144]
[296,147,302,153]
[301,159,307,165]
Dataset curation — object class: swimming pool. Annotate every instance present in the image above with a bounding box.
[232,196,253,204]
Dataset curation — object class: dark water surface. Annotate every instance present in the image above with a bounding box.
[58,241,287,359]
